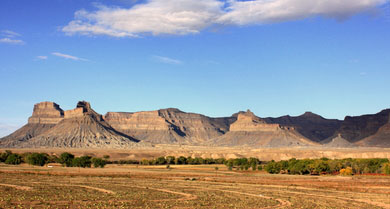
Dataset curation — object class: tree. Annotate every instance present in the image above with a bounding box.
[175,156,187,165]
[166,156,175,165]
[156,157,167,165]
[5,153,22,165]
[26,153,48,166]
[0,150,12,162]
[92,158,106,168]
[60,152,75,167]
[73,156,92,168]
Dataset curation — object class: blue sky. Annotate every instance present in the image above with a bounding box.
[1,0,390,136]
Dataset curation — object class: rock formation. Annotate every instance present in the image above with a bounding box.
[264,112,342,142]
[1,101,389,148]
[0,102,63,147]
[334,109,390,143]
[356,116,390,147]
[210,110,319,147]
[322,134,357,148]
[0,101,140,148]
[104,108,235,144]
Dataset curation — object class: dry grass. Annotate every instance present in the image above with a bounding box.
[1,163,390,208]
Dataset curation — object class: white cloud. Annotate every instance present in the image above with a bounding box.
[153,55,183,65]
[1,30,21,38]
[37,56,48,60]
[52,52,89,61]
[62,0,387,37]
[62,0,224,37]
[0,38,25,45]
[218,0,388,25]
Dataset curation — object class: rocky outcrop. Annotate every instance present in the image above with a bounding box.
[322,134,357,148]
[335,109,390,143]
[264,112,342,142]
[0,101,141,148]
[210,110,319,147]
[104,108,234,144]
[28,102,64,124]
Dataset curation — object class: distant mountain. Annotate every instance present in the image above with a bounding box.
[1,101,389,148]
[264,112,342,143]
[0,101,140,148]
[356,121,390,147]
[335,109,390,143]
[210,110,318,147]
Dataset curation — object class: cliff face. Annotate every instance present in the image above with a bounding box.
[104,108,234,144]
[336,109,390,143]
[210,110,318,147]
[356,119,390,147]
[264,112,342,143]
[2,100,389,148]
[1,101,140,148]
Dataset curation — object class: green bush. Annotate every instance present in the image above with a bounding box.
[73,156,92,168]
[0,150,12,162]
[5,153,22,165]
[92,158,107,168]
[60,152,75,167]
[26,153,48,166]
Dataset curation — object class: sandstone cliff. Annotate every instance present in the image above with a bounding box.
[210,110,319,147]
[104,108,235,144]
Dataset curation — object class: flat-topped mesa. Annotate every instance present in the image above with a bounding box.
[28,102,64,124]
[229,110,282,132]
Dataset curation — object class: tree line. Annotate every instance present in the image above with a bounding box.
[0,151,107,168]
[1,150,390,175]
[264,158,390,175]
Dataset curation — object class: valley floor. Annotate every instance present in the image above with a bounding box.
[1,163,390,208]
[1,146,390,161]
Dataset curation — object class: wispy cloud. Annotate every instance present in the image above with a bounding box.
[52,52,89,61]
[0,30,25,45]
[62,0,387,37]
[36,56,48,60]
[1,30,21,38]
[153,55,183,65]
[0,37,25,45]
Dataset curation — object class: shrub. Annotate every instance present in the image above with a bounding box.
[340,167,353,176]
[383,163,390,175]
[26,153,48,166]
[5,153,22,165]
[0,150,12,162]
[73,156,92,168]
[92,158,106,168]
[60,152,75,167]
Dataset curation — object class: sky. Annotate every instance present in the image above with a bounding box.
[1,0,390,137]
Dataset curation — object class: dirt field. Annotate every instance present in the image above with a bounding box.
[1,163,390,208]
[2,146,390,161]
